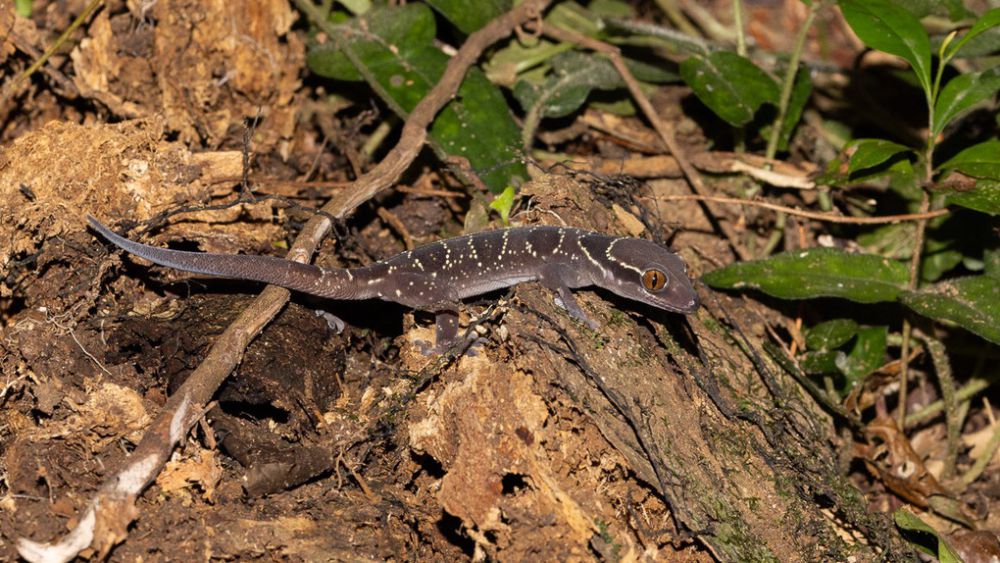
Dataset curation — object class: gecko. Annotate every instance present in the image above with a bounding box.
[87,216,699,353]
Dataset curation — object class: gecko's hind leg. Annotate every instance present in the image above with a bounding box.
[314,310,346,333]
[415,309,485,356]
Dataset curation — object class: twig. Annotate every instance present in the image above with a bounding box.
[760,3,816,256]
[397,185,466,199]
[0,0,103,109]
[377,207,414,250]
[17,2,551,561]
[9,32,80,96]
[542,25,752,260]
[645,194,949,224]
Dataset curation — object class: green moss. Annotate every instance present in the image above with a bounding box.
[711,521,780,562]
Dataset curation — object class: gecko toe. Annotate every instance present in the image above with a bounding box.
[314,310,346,334]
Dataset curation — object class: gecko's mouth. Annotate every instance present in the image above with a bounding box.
[673,294,700,314]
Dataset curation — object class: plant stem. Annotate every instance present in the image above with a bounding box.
[916,332,959,478]
[765,2,817,159]
[731,0,747,57]
[757,2,814,258]
[653,0,701,38]
[897,39,943,428]
[905,373,995,427]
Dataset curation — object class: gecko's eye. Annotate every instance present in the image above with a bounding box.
[642,269,668,292]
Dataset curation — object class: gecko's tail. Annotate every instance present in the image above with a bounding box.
[86,216,356,299]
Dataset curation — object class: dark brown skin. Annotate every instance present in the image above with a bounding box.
[88,217,699,352]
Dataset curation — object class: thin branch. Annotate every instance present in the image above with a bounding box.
[646,194,949,224]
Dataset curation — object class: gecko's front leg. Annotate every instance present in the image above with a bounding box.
[539,264,599,329]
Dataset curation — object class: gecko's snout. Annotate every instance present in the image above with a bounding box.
[677,292,700,314]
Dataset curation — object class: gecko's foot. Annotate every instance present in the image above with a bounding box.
[415,339,437,356]
[314,310,346,334]
[553,296,599,330]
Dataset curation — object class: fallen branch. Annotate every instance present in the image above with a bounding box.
[17,1,551,560]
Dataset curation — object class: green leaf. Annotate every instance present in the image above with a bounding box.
[489,185,516,226]
[835,326,888,384]
[623,57,681,84]
[800,350,844,374]
[939,140,1000,180]
[986,247,1000,279]
[483,39,573,87]
[546,1,603,39]
[921,249,964,282]
[680,51,779,127]
[945,8,1000,59]
[858,223,915,259]
[589,0,634,18]
[901,275,1000,344]
[838,0,933,97]
[805,319,859,351]
[945,179,1000,215]
[933,67,1000,136]
[821,155,918,196]
[590,96,637,116]
[14,0,32,17]
[306,5,525,192]
[948,26,1000,59]
[894,0,969,20]
[307,5,436,82]
[702,248,910,303]
[424,0,511,34]
[432,69,526,192]
[513,51,624,119]
[847,139,913,176]
[337,0,370,15]
[893,509,964,563]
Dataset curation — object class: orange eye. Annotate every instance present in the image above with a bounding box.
[642,269,667,291]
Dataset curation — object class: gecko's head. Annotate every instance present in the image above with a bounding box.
[603,238,699,314]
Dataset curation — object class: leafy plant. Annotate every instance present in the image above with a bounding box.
[894,509,963,563]
[301,0,684,193]
[799,319,887,393]
[706,2,1000,353]
[297,0,999,386]
[304,3,525,192]
[489,185,517,226]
